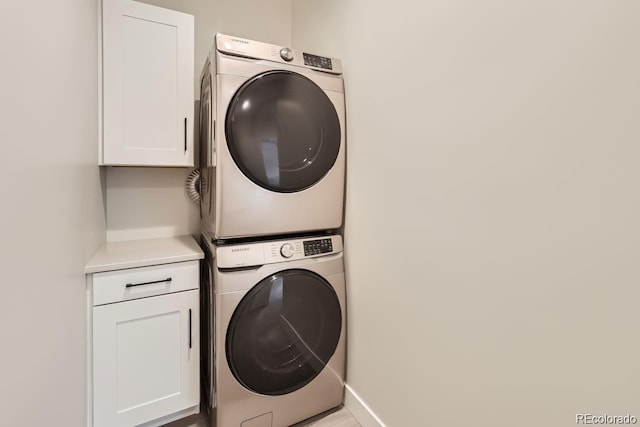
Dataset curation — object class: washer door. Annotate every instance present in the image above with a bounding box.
[225,71,341,193]
[199,239,215,407]
[226,269,342,395]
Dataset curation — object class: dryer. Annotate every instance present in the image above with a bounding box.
[199,34,346,240]
[200,232,346,427]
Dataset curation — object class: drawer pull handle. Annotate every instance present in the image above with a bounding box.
[189,309,192,349]
[125,277,172,288]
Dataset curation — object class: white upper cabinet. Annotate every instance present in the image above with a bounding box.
[101,0,194,166]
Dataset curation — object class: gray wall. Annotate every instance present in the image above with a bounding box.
[106,0,293,242]
[0,0,105,425]
[0,1,294,425]
[293,1,640,425]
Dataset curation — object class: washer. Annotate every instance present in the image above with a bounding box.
[199,34,346,240]
[200,232,346,427]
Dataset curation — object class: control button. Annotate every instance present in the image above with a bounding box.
[280,47,294,62]
[280,243,294,258]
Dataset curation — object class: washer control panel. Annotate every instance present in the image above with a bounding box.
[280,243,295,258]
[303,238,333,256]
[216,235,343,268]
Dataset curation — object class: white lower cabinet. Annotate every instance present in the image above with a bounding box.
[90,261,200,427]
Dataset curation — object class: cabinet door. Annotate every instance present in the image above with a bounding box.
[102,0,194,166]
[93,290,199,427]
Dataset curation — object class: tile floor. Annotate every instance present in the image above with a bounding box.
[292,407,361,427]
[164,406,361,427]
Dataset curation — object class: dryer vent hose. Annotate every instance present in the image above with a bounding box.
[185,169,201,204]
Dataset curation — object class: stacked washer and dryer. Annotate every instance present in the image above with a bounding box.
[198,34,347,427]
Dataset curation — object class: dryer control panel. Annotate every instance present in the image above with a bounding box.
[215,33,343,75]
[216,235,343,268]
[303,53,333,70]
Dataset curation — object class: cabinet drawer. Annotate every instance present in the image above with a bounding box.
[93,261,198,306]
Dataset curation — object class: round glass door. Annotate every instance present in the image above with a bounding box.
[225,71,341,193]
[226,269,342,395]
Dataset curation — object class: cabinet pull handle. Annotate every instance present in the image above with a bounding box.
[184,117,187,153]
[125,277,172,288]
[189,308,192,349]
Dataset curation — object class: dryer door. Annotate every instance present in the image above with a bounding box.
[198,68,214,224]
[226,269,342,395]
[199,68,213,168]
[225,71,341,193]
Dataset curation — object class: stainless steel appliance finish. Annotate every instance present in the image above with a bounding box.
[200,233,346,427]
[198,34,346,240]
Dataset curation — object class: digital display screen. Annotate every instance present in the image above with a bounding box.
[303,238,333,256]
[303,53,333,70]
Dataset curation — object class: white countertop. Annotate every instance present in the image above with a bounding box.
[85,235,204,274]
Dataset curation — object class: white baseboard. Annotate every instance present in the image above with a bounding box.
[344,384,386,427]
